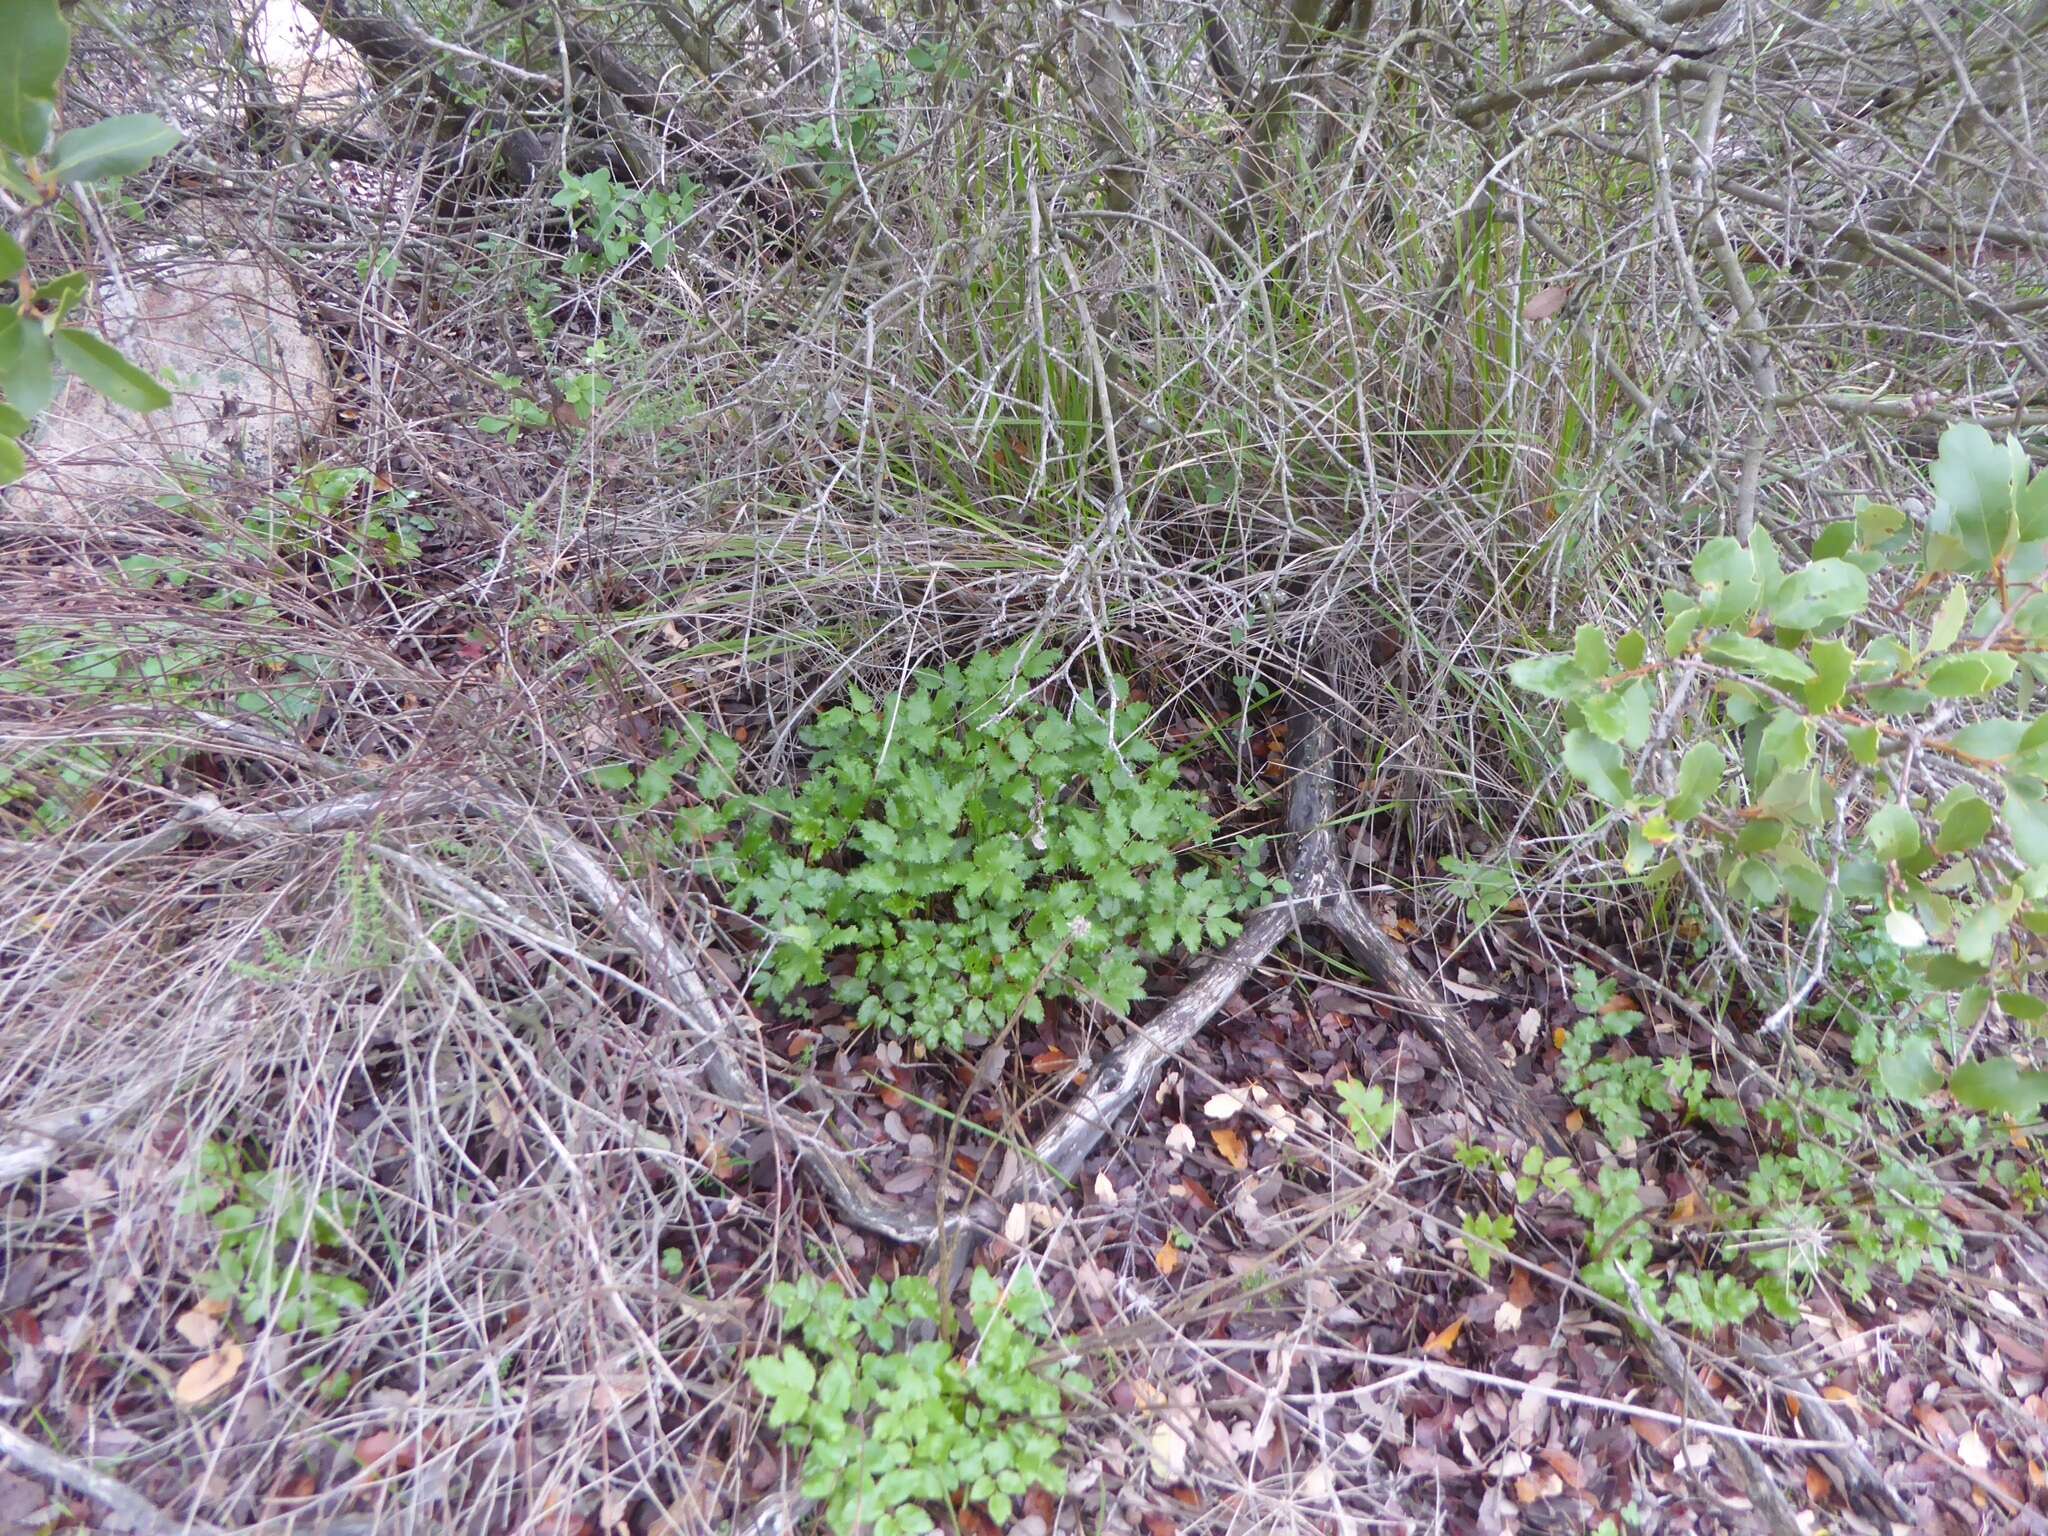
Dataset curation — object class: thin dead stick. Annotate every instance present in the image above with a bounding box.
[1735,1338,1908,1523]
[0,1418,222,1536]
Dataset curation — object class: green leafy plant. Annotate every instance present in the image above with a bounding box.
[1459,1210,1515,1282]
[745,1267,1080,1536]
[1557,966,1742,1144]
[768,56,902,198]
[247,465,434,585]
[1333,1078,1398,1150]
[1511,423,2048,1118]
[0,0,180,482]
[698,643,1271,1050]
[181,1139,368,1337]
[550,167,697,278]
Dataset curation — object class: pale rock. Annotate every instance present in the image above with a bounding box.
[9,256,331,523]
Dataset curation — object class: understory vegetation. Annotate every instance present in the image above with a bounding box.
[3,0,2048,1533]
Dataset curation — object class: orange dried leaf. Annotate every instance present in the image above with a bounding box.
[1030,1046,1075,1075]
[1211,1127,1249,1170]
[173,1340,244,1406]
[1154,1241,1181,1277]
[1422,1316,1465,1355]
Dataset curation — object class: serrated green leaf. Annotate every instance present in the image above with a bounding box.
[1703,634,1815,685]
[48,112,180,183]
[1805,640,1852,712]
[52,327,172,412]
[1770,559,1868,630]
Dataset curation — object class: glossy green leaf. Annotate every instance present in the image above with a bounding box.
[1573,624,1611,678]
[1769,559,1868,630]
[2003,781,2048,869]
[1562,729,1633,806]
[1702,634,1815,685]
[1924,651,2017,698]
[0,431,21,485]
[1692,537,1762,625]
[1855,498,1908,550]
[1999,991,2047,1024]
[1928,582,1970,655]
[1950,719,2026,762]
[52,327,171,411]
[1507,654,1585,701]
[48,112,180,184]
[0,0,68,156]
[0,402,24,436]
[0,229,22,282]
[1876,1037,1941,1103]
[1866,804,1920,863]
[1933,790,1994,854]
[1927,423,2026,574]
[1666,742,1724,821]
[0,310,56,416]
[1950,1058,2048,1119]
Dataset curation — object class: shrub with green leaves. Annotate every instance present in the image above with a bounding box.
[1,0,180,483]
[745,1268,1081,1536]
[1512,423,2048,1119]
[698,644,1269,1050]
[181,1140,368,1337]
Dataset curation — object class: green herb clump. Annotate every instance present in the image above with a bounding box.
[705,644,1269,1050]
[744,1268,1080,1536]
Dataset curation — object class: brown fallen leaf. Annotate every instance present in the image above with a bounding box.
[1523,285,1570,321]
[1515,1469,1565,1504]
[1630,1415,1676,1454]
[1804,1464,1834,1503]
[1031,1045,1075,1075]
[1155,1240,1181,1277]
[173,1340,245,1406]
[1210,1127,1249,1170]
